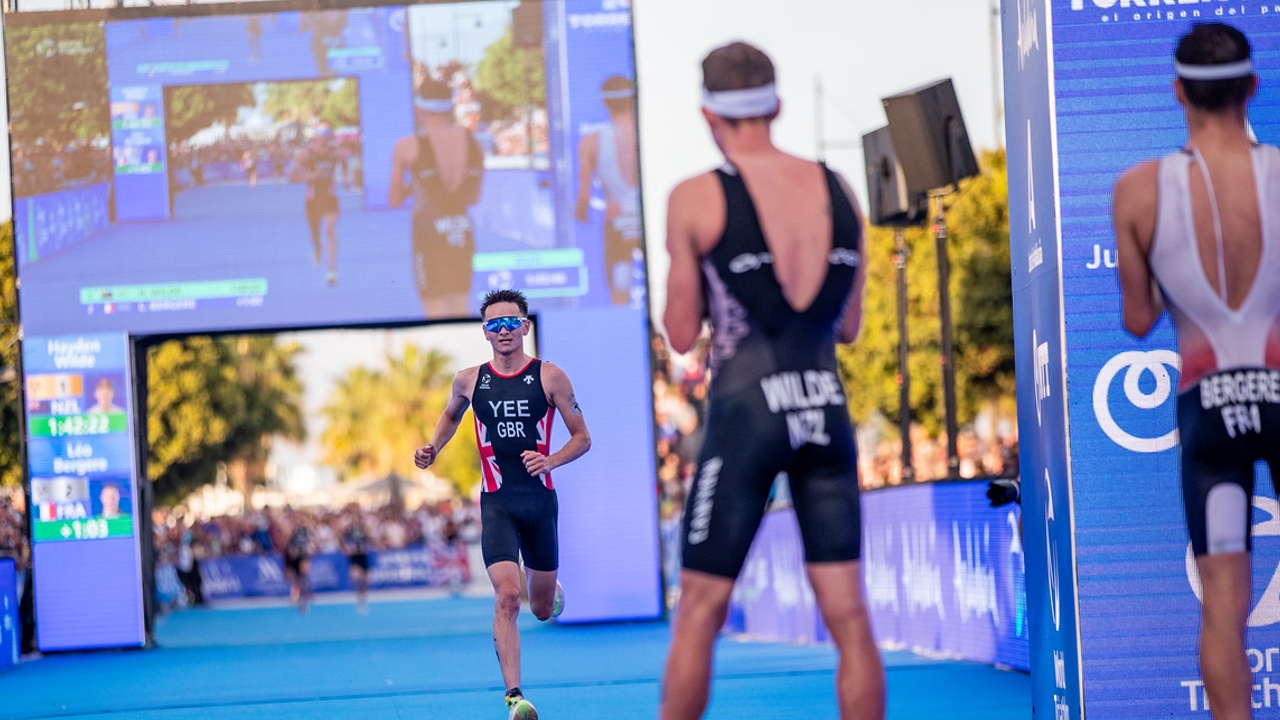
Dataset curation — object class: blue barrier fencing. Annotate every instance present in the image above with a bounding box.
[13,183,111,269]
[725,478,1029,672]
[0,558,17,670]
[159,544,472,602]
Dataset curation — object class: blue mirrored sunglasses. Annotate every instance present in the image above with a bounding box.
[483,316,526,333]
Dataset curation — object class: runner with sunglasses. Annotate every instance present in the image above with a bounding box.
[413,288,591,720]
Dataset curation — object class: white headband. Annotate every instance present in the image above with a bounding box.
[414,97,454,113]
[1175,59,1253,81]
[601,88,635,100]
[701,83,779,119]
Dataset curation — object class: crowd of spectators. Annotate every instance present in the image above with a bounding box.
[153,498,479,609]
[0,489,29,574]
[154,498,478,564]
[168,132,363,191]
[12,137,112,198]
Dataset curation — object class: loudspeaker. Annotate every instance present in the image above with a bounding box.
[881,78,979,196]
[512,1,543,49]
[862,126,928,227]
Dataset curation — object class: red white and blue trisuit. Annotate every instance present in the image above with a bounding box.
[472,358,560,571]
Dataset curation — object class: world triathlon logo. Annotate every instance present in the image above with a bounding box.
[1092,350,1181,453]
[1186,496,1280,627]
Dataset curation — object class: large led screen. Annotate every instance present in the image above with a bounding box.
[8,0,645,336]
[9,0,662,650]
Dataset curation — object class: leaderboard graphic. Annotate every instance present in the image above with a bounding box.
[22,335,143,651]
[1004,1,1280,718]
[9,0,662,652]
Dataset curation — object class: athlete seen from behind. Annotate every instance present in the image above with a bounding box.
[1114,22,1280,720]
[391,78,485,319]
[659,41,882,720]
[413,288,590,720]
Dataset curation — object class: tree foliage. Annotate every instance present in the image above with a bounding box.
[0,224,20,489]
[165,84,256,144]
[474,27,546,113]
[262,79,358,127]
[6,24,110,146]
[320,345,480,497]
[146,336,305,505]
[838,149,1014,436]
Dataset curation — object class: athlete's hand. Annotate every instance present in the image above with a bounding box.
[414,444,437,469]
[521,450,555,476]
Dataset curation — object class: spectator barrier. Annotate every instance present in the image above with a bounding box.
[725,478,1029,671]
[0,558,17,671]
[160,544,471,602]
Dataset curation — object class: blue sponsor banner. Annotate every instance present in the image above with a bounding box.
[725,482,1029,672]
[13,183,111,270]
[195,546,471,600]
[1006,1,1280,716]
[0,558,17,671]
[1002,0,1081,715]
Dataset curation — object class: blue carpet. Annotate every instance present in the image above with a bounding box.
[0,595,1029,719]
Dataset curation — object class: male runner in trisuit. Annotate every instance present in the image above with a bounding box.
[575,75,641,305]
[1114,22,1280,720]
[391,79,485,319]
[413,288,590,720]
[659,42,882,720]
[291,123,347,285]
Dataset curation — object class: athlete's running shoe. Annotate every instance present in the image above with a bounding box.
[506,694,538,720]
[326,270,337,286]
[551,581,565,619]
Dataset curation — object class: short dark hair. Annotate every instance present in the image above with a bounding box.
[479,289,529,319]
[417,78,453,103]
[1176,22,1253,112]
[601,75,635,115]
[702,41,777,125]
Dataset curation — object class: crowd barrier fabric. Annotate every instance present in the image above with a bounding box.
[0,558,17,671]
[188,545,471,601]
[726,479,1029,672]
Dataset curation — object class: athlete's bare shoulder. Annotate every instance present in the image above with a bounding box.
[1114,160,1158,209]
[668,171,725,254]
[392,134,418,163]
[453,364,483,400]
[1113,160,1159,249]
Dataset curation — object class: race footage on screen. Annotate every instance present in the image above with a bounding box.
[7,0,642,336]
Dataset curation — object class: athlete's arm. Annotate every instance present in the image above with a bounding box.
[663,175,713,354]
[521,363,591,476]
[414,368,475,468]
[575,133,599,222]
[388,136,414,208]
[834,172,868,344]
[1113,161,1164,338]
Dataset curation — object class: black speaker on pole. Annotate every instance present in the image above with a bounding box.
[881,78,979,195]
[512,1,543,49]
[861,126,928,228]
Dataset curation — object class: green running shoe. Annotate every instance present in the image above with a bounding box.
[506,694,538,720]
[551,581,565,619]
